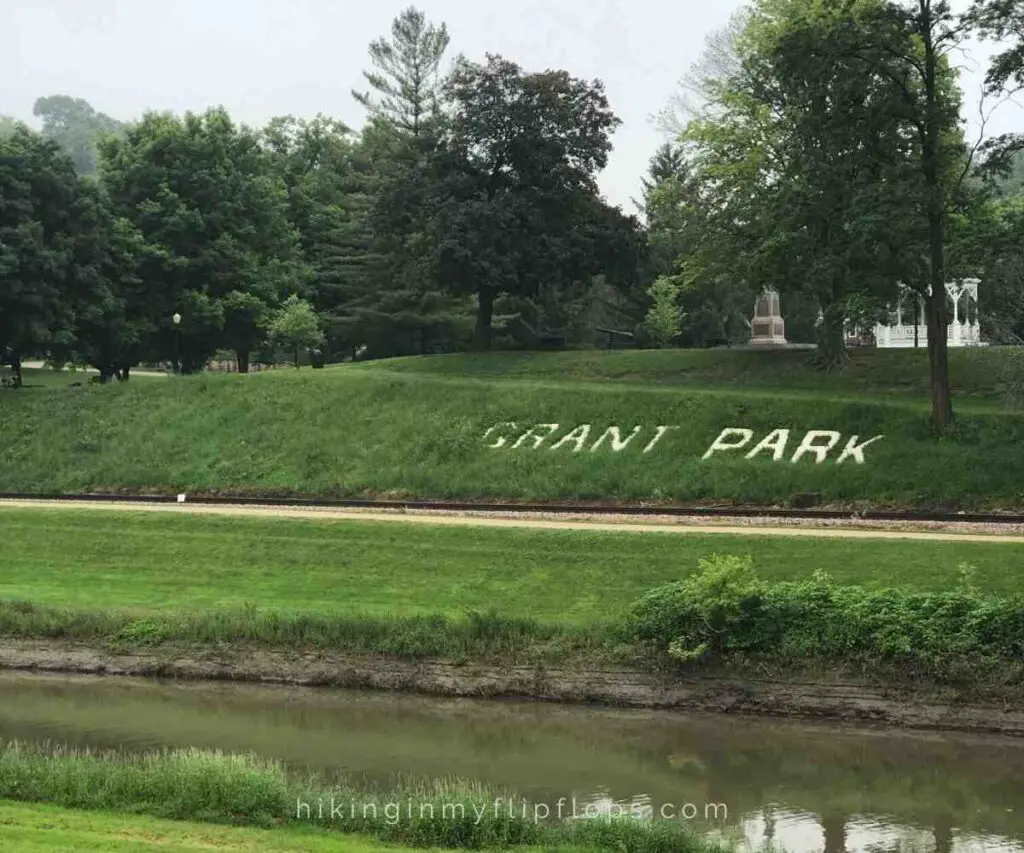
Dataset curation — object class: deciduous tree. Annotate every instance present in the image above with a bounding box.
[0,127,88,385]
[99,108,306,372]
[427,54,625,348]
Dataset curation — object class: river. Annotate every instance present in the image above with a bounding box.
[0,671,1021,853]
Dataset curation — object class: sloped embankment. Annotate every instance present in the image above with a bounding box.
[2,362,1023,509]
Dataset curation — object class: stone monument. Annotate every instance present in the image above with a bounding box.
[750,288,787,346]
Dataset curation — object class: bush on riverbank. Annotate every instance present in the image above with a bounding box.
[627,556,1024,681]
[0,741,725,853]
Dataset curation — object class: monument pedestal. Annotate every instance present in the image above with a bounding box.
[750,289,787,346]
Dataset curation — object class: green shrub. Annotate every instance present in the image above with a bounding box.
[626,556,1024,680]
[627,555,770,662]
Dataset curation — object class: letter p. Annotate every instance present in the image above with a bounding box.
[702,428,754,460]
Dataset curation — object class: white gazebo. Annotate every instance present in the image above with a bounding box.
[861,279,984,348]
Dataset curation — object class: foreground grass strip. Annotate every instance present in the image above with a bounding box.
[2,510,1024,623]
[0,799,406,853]
[3,356,1024,507]
[0,743,725,853]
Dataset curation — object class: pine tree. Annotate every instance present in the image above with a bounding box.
[352,7,451,136]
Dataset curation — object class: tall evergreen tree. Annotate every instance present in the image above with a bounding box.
[353,7,451,136]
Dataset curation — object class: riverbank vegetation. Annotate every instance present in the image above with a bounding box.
[0,742,727,853]
[4,362,1024,509]
[627,556,1024,684]
[2,509,1023,691]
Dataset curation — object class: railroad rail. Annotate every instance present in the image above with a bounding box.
[1,492,1022,525]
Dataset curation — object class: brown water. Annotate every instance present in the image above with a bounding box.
[0,671,1021,853]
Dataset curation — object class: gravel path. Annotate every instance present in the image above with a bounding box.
[3,499,1024,543]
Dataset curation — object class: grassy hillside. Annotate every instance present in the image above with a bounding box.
[2,350,1024,509]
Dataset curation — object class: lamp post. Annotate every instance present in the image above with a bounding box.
[172,313,182,374]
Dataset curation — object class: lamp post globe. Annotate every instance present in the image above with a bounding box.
[171,313,182,374]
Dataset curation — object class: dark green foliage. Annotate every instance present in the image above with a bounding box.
[98,108,306,372]
[627,555,1024,681]
[428,54,642,348]
[0,126,104,384]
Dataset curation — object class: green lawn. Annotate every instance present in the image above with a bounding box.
[0,800,593,853]
[371,348,1024,404]
[0,800,409,853]
[0,509,1020,624]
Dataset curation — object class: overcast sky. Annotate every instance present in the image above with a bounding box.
[2,0,1020,212]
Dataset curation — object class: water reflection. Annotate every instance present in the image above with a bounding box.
[0,672,1020,853]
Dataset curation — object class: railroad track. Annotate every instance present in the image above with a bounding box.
[1,492,1021,525]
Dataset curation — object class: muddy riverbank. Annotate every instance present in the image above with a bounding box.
[1,639,1021,735]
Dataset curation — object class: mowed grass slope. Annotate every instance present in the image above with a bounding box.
[1,509,1022,622]
[3,349,1024,508]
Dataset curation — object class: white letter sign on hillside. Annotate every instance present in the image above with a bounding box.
[551,424,592,452]
[482,423,518,448]
[590,425,643,452]
[702,428,884,465]
[836,434,885,464]
[790,430,842,464]
[512,423,561,449]
[744,429,791,462]
[701,429,754,460]
[481,423,884,465]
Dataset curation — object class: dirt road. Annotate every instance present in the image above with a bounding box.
[3,498,1024,543]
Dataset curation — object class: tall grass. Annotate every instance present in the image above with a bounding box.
[0,741,727,853]
[0,600,602,663]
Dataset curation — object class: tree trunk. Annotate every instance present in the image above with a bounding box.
[117,366,130,381]
[926,285,952,428]
[814,300,849,371]
[921,0,954,432]
[237,350,250,374]
[475,287,496,350]
[8,350,23,388]
[294,346,300,369]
